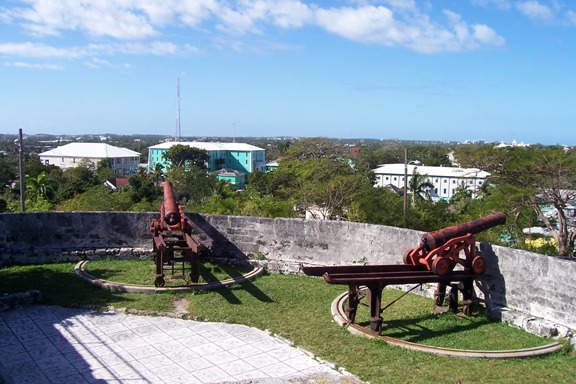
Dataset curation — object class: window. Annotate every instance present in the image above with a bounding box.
[443,188,447,194]
[452,180,456,184]
[385,176,389,180]
[393,177,397,181]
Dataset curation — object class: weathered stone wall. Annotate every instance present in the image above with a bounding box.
[1,212,574,336]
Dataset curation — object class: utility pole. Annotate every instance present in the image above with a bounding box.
[18,128,25,213]
[403,148,408,228]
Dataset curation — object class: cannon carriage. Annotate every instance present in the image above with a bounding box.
[302,213,506,334]
[149,181,205,287]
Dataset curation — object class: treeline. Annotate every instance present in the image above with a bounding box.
[1,137,574,257]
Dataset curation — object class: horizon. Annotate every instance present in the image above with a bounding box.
[1,1,575,146]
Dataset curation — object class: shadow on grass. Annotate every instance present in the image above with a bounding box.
[199,265,273,305]
[356,311,491,344]
[0,264,137,308]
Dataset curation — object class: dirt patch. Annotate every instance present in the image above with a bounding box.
[172,298,190,316]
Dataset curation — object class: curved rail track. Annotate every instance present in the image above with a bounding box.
[331,290,563,359]
[75,260,264,293]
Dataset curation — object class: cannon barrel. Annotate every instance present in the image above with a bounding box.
[163,181,181,226]
[420,212,506,251]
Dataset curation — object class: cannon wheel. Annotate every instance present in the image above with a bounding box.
[154,276,165,287]
[472,256,486,275]
[431,257,450,276]
[403,250,413,265]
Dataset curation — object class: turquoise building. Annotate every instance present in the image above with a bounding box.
[147,142,266,185]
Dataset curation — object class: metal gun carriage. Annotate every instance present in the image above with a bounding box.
[149,181,204,287]
[302,213,506,333]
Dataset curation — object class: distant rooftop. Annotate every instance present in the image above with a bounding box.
[39,143,140,158]
[149,141,264,151]
[373,164,490,178]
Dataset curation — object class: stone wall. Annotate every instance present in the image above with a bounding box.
[1,212,574,337]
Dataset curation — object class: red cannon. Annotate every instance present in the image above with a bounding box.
[403,212,506,276]
[302,213,507,333]
[150,181,204,287]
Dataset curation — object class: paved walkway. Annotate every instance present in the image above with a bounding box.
[0,306,358,384]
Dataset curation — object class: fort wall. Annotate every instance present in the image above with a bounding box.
[1,212,574,339]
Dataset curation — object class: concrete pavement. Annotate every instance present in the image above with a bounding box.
[0,305,360,384]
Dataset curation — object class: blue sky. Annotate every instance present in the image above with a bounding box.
[1,0,575,145]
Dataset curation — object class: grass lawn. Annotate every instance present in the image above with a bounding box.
[1,261,574,384]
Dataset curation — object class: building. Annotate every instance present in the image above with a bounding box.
[212,168,246,189]
[147,141,266,175]
[39,143,140,176]
[265,160,279,173]
[373,164,490,201]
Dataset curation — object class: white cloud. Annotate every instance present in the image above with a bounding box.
[0,42,82,58]
[0,41,198,59]
[4,61,64,70]
[516,1,554,23]
[315,6,504,53]
[471,0,511,10]
[0,0,506,55]
[567,10,576,26]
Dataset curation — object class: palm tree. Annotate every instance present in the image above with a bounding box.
[25,172,54,202]
[408,169,434,206]
[151,163,164,186]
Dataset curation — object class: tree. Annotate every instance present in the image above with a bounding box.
[162,144,209,170]
[56,161,99,201]
[128,167,161,204]
[25,172,54,202]
[277,140,291,155]
[283,138,347,160]
[151,162,165,186]
[407,168,435,206]
[96,158,116,181]
[276,157,368,220]
[454,145,576,256]
[165,166,219,205]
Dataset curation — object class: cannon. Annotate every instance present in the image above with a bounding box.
[403,212,506,276]
[149,181,204,287]
[301,213,507,334]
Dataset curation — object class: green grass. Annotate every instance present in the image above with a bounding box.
[352,288,549,350]
[83,258,254,286]
[1,262,574,384]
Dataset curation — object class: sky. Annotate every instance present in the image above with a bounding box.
[1,0,575,145]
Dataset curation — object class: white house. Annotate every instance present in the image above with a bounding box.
[373,164,490,201]
[39,143,140,176]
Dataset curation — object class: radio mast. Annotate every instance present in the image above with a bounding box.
[175,78,181,141]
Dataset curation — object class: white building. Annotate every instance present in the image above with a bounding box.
[373,164,490,201]
[39,143,140,176]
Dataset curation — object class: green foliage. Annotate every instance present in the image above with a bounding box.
[56,185,134,211]
[454,145,576,256]
[128,168,162,203]
[25,172,55,202]
[162,144,209,169]
[166,166,219,204]
[95,158,117,181]
[282,137,347,160]
[56,161,99,201]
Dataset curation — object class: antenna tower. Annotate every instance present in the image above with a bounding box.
[175,78,181,141]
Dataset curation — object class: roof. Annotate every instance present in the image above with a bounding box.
[149,141,264,152]
[373,163,490,179]
[39,143,140,158]
[212,168,245,177]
